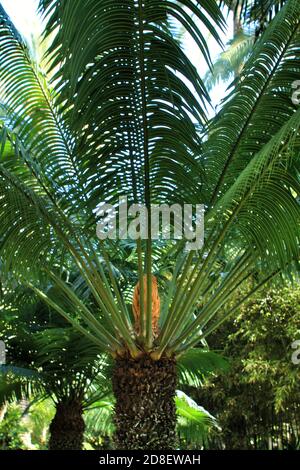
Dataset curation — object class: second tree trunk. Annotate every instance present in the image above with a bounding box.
[49,398,85,450]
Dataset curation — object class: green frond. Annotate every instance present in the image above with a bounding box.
[221,0,288,25]
[0,366,44,406]
[0,4,83,208]
[38,0,224,211]
[205,0,300,205]
[176,390,218,448]
[204,31,254,91]
[177,348,229,387]
[209,107,300,270]
[84,399,115,438]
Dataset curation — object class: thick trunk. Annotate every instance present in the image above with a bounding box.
[112,354,177,450]
[49,399,85,450]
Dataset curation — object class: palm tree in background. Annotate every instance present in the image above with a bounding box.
[0,0,299,449]
[0,290,111,449]
[209,0,289,88]
[222,0,288,26]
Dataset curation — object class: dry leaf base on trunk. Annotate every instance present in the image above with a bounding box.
[112,355,177,450]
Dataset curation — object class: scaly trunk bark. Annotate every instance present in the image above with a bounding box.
[112,354,177,450]
[49,399,85,450]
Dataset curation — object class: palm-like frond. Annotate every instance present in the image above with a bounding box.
[0,366,44,406]
[152,0,300,356]
[0,287,110,406]
[0,4,81,205]
[84,399,115,440]
[205,0,300,205]
[176,390,218,448]
[204,31,254,91]
[0,0,224,355]
[39,0,223,210]
[177,348,229,387]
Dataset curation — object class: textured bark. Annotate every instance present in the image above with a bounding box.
[112,354,177,450]
[49,399,85,450]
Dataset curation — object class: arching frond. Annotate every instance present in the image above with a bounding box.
[0,5,82,208]
[39,0,224,210]
[176,390,219,448]
[204,31,254,91]
[177,348,229,387]
[205,0,300,205]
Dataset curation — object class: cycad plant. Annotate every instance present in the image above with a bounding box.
[0,0,300,449]
[0,290,111,450]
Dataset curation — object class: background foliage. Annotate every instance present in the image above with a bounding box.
[193,284,300,449]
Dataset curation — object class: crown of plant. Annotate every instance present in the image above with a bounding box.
[0,0,299,363]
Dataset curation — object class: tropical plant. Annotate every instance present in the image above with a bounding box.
[0,0,299,449]
[0,289,111,450]
[204,31,254,91]
[22,399,55,450]
[194,283,300,449]
[176,391,219,449]
[0,399,55,450]
[206,1,286,98]
[0,403,25,450]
